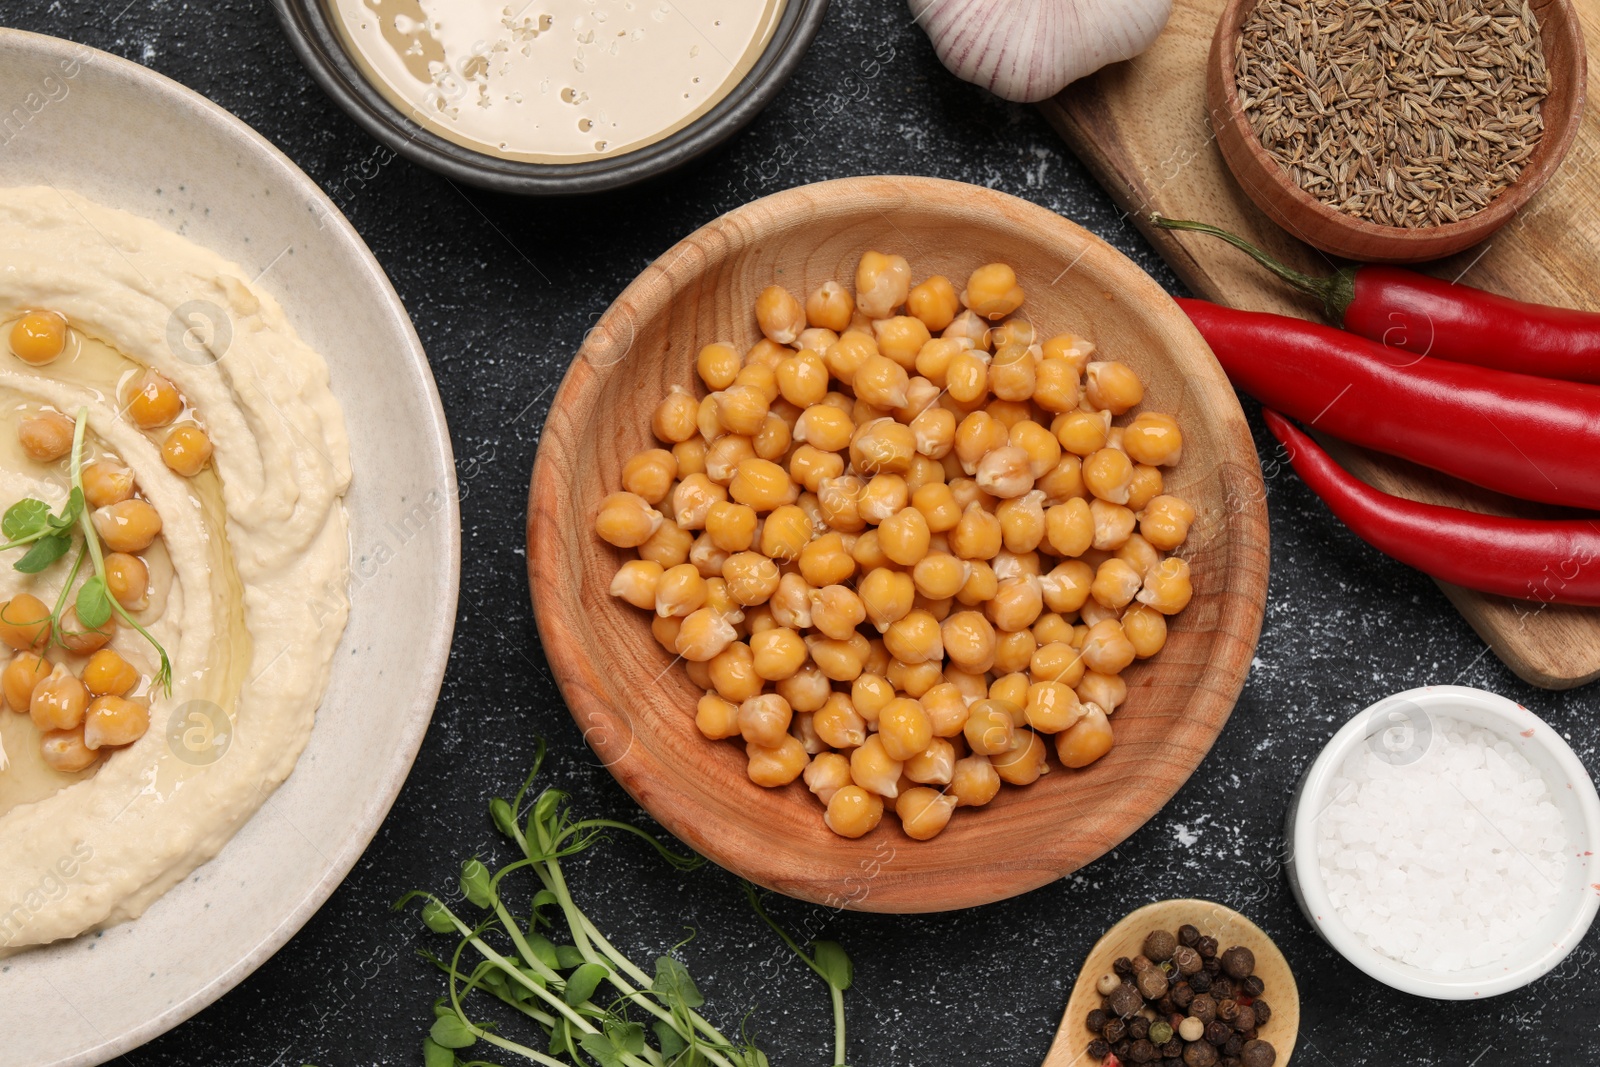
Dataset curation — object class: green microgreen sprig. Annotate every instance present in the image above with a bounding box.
[399,740,853,1067]
[0,406,171,693]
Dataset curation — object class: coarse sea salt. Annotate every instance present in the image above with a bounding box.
[1316,715,1568,973]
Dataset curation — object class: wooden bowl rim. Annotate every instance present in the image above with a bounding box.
[526,175,1270,912]
[1208,0,1588,257]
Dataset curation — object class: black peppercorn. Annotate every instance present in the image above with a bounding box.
[1157,996,1177,1017]
[1239,1039,1276,1067]
[1137,967,1171,1001]
[1202,956,1222,975]
[1189,971,1212,994]
[1204,1021,1232,1047]
[1241,975,1265,998]
[1114,1039,1134,1059]
[1233,1005,1257,1033]
[1144,929,1178,961]
[1210,977,1235,1002]
[1108,983,1144,1019]
[1178,923,1201,947]
[1172,945,1203,976]
[1161,1038,1184,1059]
[1165,1057,1184,1067]
[1222,1034,1245,1059]
[1104,1018,1129,1044]
[1222,1059,1243,1067]
[1196,935,1219,959]
[1183,1040,1219,1067]
[1240,1029,1259,1043]
[1172,983,1195,1010]
[1087,1008,1108,1033]
[1251,998,1272,1026]
[1087,1039,1110,1060]
[1221,946,1255,979]
[1114,956,1135,977]
[1131,954,1155,973]
[1130,1018,1151,1041]
[1188,994,1217,1024]
[1216,999,1240,1024]
[1130,1038,1158,1063]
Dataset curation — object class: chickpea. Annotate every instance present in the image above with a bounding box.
[854,473,905,525]
[750,626,808,681]
[995,490,1046,554]
[672,436,708,476]
[1082,447,1134,505]
[641,521,694,568]
[824,785,884,838]
[746,736,809,788]
[675,608,738,662]
[776,663,830,714]
[941,609,997,674]
[162,424,213,477]
[823,330,877,387]
[974,445,1034,499]
[83,694,151,749]
[986,575,1043,633]
[10,309,68,365]
[1090,559,1143,611]
[743,344,791,376]
[696,692,741,740]
[912,552,968,601]
[816,475,866,533]
[1081,619,1137,675]
[896,786,956,840]
[802,751,853,806]
[1084,361,1144,415]
[855,251,912,318]
[1041,332,1095,373]
[1024,680,1084,733]
[81,460,135,509]
[622,449,677,504]
[1010,420,1061,480]
[1121,602,1168,658]
[991,727,1049,786]
[905,736,956,786]
[715,384,771,437]
[1031,640,1086,688]
[849,418,916,475]
[1057,704,1115,768]
[984,345,1033,404]
[18,412,75,462]
[907,275,960,331]
[950,753,1001,807]
[0,593,52,650]
[814,692,867,749]
[593,491,662,548]
[30,662,88,731]
[3,650,51,711]
[806,280,855,332]
[754,285,805,345]
[805,631,871,681]
[878,507,931,566]
[945,349,990,404]
[961,263,1025,320]
[653,562,707,618]
[738,693,794,747]
[848,734,904,797]
[1036,454,1085,505]
[788,444,844,495]
[872,316,932,370]
[651,614,682,652]
[709,641,764,702]
[125,369,183,429]
[854,568,911,632]
[1140,494,1197,551]
[701,435,752,486]
[704,501,757,554]
[877,697,933,761]
[58,606,114,654]
[990,671,1031,709]
[1138,556,1193,615]
[908,484,960,536]
[950,502,1002,561]
[952,411,1005,475]
[955,558,999,606]
[1033,357,1081,413]
[40,727,99,773]
[850,528,890,571]
[1123,412,1183,467]
[694,341,740,390]
[993,628,1037,674]
[1077,670,1128,713]
[804,585,862,643]
[964,698,1017,756]
[1125,464,1164,512]
[728,458,797,512]
[883,609,943,665]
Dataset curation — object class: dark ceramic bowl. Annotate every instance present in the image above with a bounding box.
[273,0,829,195]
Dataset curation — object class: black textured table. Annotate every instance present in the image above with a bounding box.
[8,3,1597,1065]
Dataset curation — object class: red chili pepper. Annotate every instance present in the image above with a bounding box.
[1264,410,1600,606]
[1177,297,1600,512]
[1153,217,1600,384]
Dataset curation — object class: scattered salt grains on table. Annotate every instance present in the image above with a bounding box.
[1317,716,1567,973]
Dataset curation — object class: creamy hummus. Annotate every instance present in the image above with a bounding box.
[0,187,351,950]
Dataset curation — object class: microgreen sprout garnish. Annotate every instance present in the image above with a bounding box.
[0,407,171,693]
[399,740,854,1067]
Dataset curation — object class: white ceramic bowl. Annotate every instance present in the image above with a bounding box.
[0,28,459,1065]
[1286,685,1600,999]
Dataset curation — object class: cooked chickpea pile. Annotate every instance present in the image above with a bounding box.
[595,255,1197,841]
[2,309,180,771]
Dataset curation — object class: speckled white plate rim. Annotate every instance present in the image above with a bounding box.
[0,27,459,1065]
[1287,684,1600,999]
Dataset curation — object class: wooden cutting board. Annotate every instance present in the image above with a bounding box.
[1039,0,1600,690]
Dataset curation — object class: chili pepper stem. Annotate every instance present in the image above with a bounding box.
[1150,215,1357,323]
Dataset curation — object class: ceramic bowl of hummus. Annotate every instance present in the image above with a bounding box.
[0,28,458,1067]
[273,0,831,195]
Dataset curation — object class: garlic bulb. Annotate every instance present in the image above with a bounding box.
[909,0,1173,103]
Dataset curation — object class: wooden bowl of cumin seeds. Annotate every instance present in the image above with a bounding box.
[1208,0,1585,263]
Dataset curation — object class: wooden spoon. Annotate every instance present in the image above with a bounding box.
[1042,899,1300,1066]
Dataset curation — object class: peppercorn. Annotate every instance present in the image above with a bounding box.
[1222,1059,1243,1067]
[1233,1005,1256,1032]
[1130,1039,1158,1063]
[1171,983,1194,1010]
[1195,935,1218,959]
[1251,999,1272,1026]
[1161,1038,1183,1060]
[1132,954,1154,973]
[1164,1059,1183,1067]
[1109,983,1144,1019]
[1210,977,1235,1001]
[1239,1029,1258,1043]
[1088,1009,1109,1033]
[1088,1039,1111,1059]
[1136,967,1170,1001]
[1098,973,1123,996]
[1104,1018,1129,1044]
[1188,971,1212,994]
[1114,956,1135,977]
[1221,946,1255,979]
[1156,996,1177,1017]
[1114,1038,1133,1058]
[1178,1016,1205,1042]
[1178,924,1201,947]
[1241,975,1264,998]
[1171,945,1202,976]
[1222,1034,1245,1059]
[1204,1021,1232,1047]
[1144,929,1178,961]
[1148,1020,1174,1045]
[1202,956,1222,975]
[1183,1040,1218,1067]
[1215,999,1239,1024]
[1239,1040,1276,1067]
[1188,994,1217,1024]
[1130,1018,1151,1041]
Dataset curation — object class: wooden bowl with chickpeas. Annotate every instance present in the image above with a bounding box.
[527,176,1269,913]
